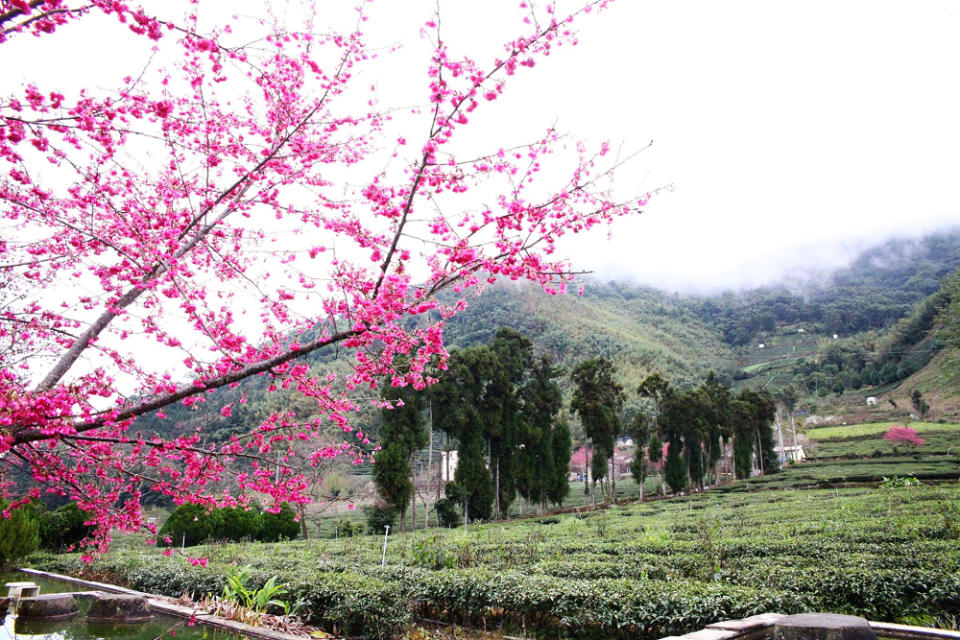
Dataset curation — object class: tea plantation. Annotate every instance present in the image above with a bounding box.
[30,482,960,639]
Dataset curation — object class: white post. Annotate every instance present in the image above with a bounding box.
[380,524,390,568]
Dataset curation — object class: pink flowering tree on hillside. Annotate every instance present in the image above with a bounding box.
[0,0,648,554]
[883,425,925,447]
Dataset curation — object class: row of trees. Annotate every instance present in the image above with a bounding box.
[569,359,780,500]
[634,373,779,493]
[373,328,572,527]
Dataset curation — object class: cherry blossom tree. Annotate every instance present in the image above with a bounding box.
[0,0,648,556]
[883,425,925,447]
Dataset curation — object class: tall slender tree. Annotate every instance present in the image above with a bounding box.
[518,354,565,512]
[432,347,499,523]
[571,358,624,500]
[373,383,426,531]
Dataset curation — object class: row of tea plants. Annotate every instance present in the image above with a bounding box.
[30,483,960,639]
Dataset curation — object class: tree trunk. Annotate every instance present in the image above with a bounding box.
[426,417,433,529]
[584,446,591,495]
[756,426,764,475]
[410,455,417,530]
[297,503,309,539]
[494,456,500,520]
[639,464,644,501]
[610,455,616,501]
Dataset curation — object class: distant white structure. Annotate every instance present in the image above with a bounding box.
[866,396,878,406]
[832,334,839,340]
[440,450,458,482]
[797,328,806,334]
[758,343,765,349]
[775,445,806,463]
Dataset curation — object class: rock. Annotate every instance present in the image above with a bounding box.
[774,613,877,640]
[87,593,152,622]
[17,594,79,620]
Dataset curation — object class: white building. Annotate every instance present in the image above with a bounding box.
[440,450,458,482]
[775,445,806,463]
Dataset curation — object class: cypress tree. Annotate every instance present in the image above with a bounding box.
[374,382,427,530]
[663,437,687,494]
[548,420,572,507]
[571,357,624,499]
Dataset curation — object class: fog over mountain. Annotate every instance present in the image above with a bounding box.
[568,218,960,296]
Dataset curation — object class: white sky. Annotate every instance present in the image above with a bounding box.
[7,0,960,296]
[360,0,960,293]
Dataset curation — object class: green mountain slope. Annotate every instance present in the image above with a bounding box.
[135,227,960,445]
[442,283,735,391]
[445,228,960,418]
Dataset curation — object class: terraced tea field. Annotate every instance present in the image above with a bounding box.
[32,483,960,640]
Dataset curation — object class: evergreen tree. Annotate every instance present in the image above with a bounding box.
[372,444,414,525]
[702,372,733,485]
[731,399,756,479]
[571,357,624,498]
[629,411,651,496]
[731,389,778,476]
[647,432,663,493]
[454,411,495,522]
[519,354,565,512]
[548,420,573,506]
[911,390,930,419]
[663,438,687,494]
[488,328,533,518]
[433,347,497,523]
[373,382,427,530]
[0,501,38,567]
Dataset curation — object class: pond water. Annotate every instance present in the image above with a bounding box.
[0,572,246,640]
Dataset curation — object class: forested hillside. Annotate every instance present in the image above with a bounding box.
[134,227,960,446]
[443,228,960,420]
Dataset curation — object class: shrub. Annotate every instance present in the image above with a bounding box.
[0,501,39,567]
[365,503,398,534]
[335,518,362,537]
[434,498,461,528]
[159,503,219,547]
[39,502,95,551]
[259,502,300,542]
[159,503,262,547]
[217,505,263,542]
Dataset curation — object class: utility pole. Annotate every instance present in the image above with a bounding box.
[775,408,786,465]
[756,426,764,474]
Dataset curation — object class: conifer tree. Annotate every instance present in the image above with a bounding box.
[571,358,624,499]
[548,420,573,507]
[374,383,427,530]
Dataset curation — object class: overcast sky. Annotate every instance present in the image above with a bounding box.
[358,0,960,293]
[8,0,960,294]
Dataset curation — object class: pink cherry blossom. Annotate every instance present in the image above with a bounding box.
[0,0,649,555]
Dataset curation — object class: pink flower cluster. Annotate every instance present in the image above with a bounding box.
[883,425,925,446]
